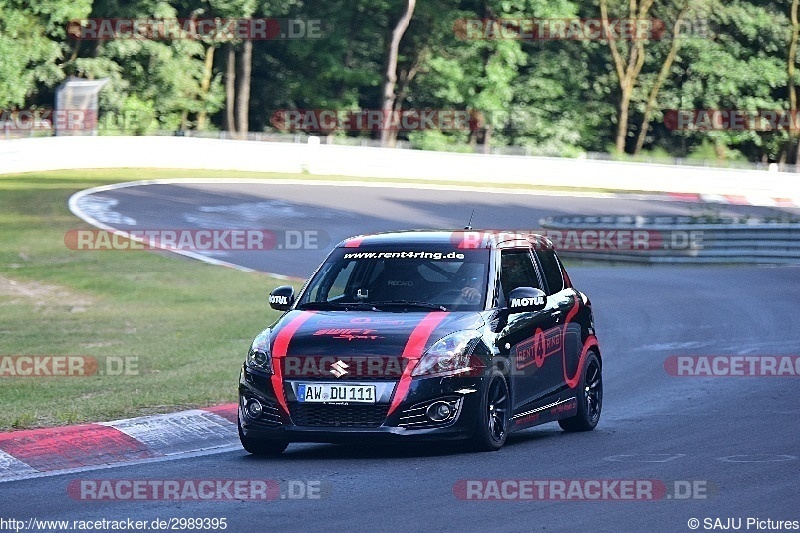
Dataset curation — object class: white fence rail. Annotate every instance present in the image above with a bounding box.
[1,136,799,206]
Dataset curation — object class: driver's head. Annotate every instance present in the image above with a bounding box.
[457,262,483,287]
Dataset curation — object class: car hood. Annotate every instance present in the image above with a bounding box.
[266,310,485,360]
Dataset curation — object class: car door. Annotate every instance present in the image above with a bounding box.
[495,248,561,413]
[533,247,581,394]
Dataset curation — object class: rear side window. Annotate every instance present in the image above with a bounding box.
[535,249,564,295]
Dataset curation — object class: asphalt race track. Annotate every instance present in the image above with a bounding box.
[68,181,800,276]
[3,181,799,532]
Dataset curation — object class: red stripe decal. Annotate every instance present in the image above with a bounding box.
[0,424,157,472]
[387,312,449,416]
[561,297,583,388]
[566,335,599,389]
[271,311,316,414]
[344,237,364,248]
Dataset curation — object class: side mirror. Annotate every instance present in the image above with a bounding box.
[507,287,547,313]
[268,286,295,311]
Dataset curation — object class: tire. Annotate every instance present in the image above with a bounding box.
[238,416,288,455]
[559,351,602,432]
[469,368,510,451]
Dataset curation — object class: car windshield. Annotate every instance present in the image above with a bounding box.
[297,247,491,311]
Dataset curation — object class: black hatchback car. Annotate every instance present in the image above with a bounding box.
[238,230,602,454]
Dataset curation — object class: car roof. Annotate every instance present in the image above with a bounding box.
[336,230,553,250]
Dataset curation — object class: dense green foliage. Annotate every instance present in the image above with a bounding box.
[1,0,798,163]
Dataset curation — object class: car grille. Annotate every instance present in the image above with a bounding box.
[290,404,389,428]
[290,374,394,382]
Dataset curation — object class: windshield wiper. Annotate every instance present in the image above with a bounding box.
[296,301,379,311]
[370,300,447,311]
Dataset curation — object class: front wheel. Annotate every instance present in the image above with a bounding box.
[469,369,510,451]
[559,351,602,432]
[238,416,288,455]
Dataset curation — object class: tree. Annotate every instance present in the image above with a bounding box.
[669,0,789,163]
[599,0,653,154]
[2,0,795,165]
[0,0,92,108]
[632,0,692,155]
[216,0,257,138]
[789,0,799,164]
[380,0,416,147]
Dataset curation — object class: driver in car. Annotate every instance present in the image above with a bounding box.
[459,277,481,304]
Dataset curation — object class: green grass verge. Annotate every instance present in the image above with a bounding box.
[0,169,309,431]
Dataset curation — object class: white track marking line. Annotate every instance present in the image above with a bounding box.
[0,444,243,484]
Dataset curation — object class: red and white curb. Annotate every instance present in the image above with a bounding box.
[0,403,239,483]
[666,192,800,208]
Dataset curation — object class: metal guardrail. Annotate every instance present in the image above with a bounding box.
[540,215,800,264]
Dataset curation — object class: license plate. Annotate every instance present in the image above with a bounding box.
[297,383,376,403]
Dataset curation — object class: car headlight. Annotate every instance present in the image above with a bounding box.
[246,331,273,374]
[411,330,480,377]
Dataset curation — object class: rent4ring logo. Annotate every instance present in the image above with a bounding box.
[0,356,139,377]
[454,479,714,501]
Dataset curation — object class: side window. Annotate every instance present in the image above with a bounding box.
[328,261,356,300]
[535,249,564,295]
[499,250,541,302]
[308,261,356,301]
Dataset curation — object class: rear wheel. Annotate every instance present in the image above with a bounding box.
[238,415,288,455]
[559,351,602,432]
[469,369,509,451]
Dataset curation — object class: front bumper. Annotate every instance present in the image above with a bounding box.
[238,365,483,443]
